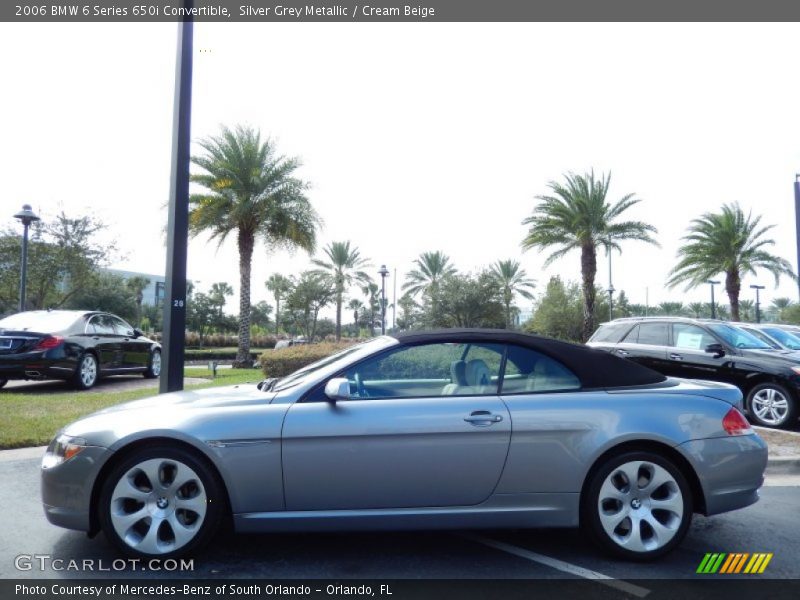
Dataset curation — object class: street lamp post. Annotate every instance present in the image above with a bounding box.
[606,239,615,320]
[706,280,720,319]
[750,284,765,323]
[13,204,41,313]
[378,265,389,335]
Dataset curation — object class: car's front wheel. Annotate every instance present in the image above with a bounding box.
[143,349,161,379]
[582,451,692,561]
[98,445,225,558]
[746,383,797,429]
[71,353,98,390]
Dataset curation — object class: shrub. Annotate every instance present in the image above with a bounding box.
[260,341,357,378]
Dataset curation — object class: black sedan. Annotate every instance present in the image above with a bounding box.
[0,310,161,390]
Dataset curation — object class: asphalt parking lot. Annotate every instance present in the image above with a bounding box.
[1,448,798,591]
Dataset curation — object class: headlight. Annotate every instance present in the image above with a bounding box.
[42,434,87,469]
[792,366,800,376]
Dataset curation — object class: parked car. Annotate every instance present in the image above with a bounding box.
[0,310,161,390]
[42,329,766,561]
[733,322,800,353]
[588,317,800,428]
[274,338,308,350]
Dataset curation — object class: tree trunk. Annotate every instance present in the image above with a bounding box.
[335,286,343,341]
[274,296,280,335]
[726,269,741,322]
[580,242,598,342]
[235,229,255,368]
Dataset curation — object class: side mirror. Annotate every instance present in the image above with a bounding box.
[132,328,143,338]
[705,343,725,358]
[324,377,351,402]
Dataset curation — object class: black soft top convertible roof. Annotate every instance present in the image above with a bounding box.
[392,329,666,389]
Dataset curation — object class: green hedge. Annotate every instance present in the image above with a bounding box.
[185,349,264,362]
[260,342,356,378]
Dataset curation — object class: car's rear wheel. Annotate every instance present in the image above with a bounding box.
[583,451,692,561]
[143,349,161,379]
[746,383,797,429]
[71,353,98,390]
[98,445,224,558]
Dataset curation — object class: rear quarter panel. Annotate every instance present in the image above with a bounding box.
[495,389,732,494]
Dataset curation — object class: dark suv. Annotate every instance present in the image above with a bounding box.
[587,317,800,429]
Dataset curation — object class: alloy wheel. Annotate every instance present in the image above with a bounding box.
[109,458,207,555]
[597,460,684,553]
[80,355,97,388]
[151,351,162,377]
[751,388,789,426]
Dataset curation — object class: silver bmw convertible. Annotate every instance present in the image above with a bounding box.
[41,329,767,561]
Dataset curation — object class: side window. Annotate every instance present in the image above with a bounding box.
[637,323,669,346]
[89,315,115,334]
[110,316,134,336]
[590,322,634,343]
[342,342,503,399]
[621,325,640,343]
[501,345,581,394]
[672,323,716,350]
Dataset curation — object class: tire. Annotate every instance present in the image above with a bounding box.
[71,353,98,390]
[143,349,161,379]
[582,451,693,561]
[98,445,225,559]
[746,383,797,429]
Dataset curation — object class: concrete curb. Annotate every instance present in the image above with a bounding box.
[766,456,800,475]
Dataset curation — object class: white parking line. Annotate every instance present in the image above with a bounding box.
[461,533,650,598]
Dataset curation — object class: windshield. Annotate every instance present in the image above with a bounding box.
[272,337,395,392]
[0,311,81,332]
[762,327,800,351]
[708,324,772,350]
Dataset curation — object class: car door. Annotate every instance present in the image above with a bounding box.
[612,322,669,371]
[281,341,512,511]
[108,315,148,369]
[85,314,122,370]
[666,323,729,382]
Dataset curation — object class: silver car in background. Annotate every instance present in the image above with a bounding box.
[41,329,767,562]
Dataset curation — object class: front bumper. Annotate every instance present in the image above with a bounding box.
[678,433,768,516]
[41,445,111,532]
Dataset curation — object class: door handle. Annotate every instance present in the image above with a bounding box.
[669,353,683,360]
[464,411,503,425]
[616,349,629,356]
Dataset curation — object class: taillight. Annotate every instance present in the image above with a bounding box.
[722,407,752,436]
[33,336,64,351]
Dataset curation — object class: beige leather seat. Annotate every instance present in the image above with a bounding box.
[464,359,494,394]
[441,360,467,395]
[526,358,580,392]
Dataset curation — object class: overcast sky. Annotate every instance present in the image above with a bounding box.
[2,22,799,317]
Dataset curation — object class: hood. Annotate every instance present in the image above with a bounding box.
[738,348,800,365]
[94,384,276,415]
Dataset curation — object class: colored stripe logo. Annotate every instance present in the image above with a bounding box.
[696,553,773,574]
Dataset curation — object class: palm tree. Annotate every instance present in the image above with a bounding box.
[348,298,364,333]
[667,203,795,322]
[266,273,292,335]
[688,302,706,318]
[521,171,659,341]
[125,276,150,328]
[402,251,457,298]
[362,282,380,336]
[658,301,686,316]
[770,297,794,322]
[190,125,320,366]
[312,241,371,340]
[489,259,536,329]
[738,299,755,322]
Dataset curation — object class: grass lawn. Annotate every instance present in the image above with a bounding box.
[0,368,263,450]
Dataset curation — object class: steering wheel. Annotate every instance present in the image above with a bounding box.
[353,372,369,398]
